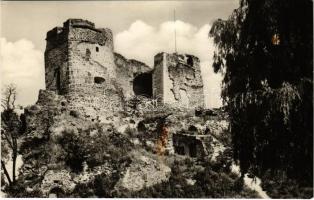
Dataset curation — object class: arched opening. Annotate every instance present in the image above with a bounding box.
[49,187,66,198]
[94,76,105,84]
[133,73,152,97]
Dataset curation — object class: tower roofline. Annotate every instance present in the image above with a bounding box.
[46,18,111,40]
[63,18,95,29]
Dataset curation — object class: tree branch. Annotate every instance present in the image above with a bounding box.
[2,132,14,150]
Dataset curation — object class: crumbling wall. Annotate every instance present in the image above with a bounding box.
[44,39,68,94]
[66,20,115,93]
[152,53,165,102]
[114,53,153,100]
[45,19,123,120]
[172,133,209,158]
[44,19,206,119]
[153,52,205,108]
[65,84,123,121]
[45,19,114,95]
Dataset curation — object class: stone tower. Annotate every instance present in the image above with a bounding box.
[43,19,205,118]
[45,19,115,95]
[153,52,205,108]
[44,19,122,120]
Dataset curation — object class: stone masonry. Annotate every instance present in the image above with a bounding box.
[153,52,205,108]
[43,19,205,119]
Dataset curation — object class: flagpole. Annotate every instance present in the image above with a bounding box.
[174,9,177,53]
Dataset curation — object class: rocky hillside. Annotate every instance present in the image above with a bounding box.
[2,91,259,198]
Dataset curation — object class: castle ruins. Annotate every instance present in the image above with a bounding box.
[44,19,205,119]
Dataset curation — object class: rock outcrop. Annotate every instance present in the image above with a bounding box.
[115,151,171,192]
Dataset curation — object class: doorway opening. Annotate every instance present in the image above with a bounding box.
[55,68,61,94]
[133,73,152,97]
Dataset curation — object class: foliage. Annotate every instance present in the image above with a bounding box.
[122,158,258,198]
[71,169,123,198]
[57,124,133,172]
[93,172,121,197]
[5,182,43,198]
[211,147,233,173]
[57,130,89,172]
[1,84,24,186]
[261,170,313,198]
[66,123,133,197]
[71,182,95,198]
[209,0,313,190]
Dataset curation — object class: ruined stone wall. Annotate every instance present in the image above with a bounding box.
[65,40,123,121]
[67,21,115,91]
[114,53,152,99]
[44,19,205,119]
[152,53,164,102]
[172,134,208,158]
[45,24,70,95]
[44,19,123,119]
[153,52,205,108]
[45,42,69,94]
[67,40,112,92]
[45,19,115,94]
[65,84,123,122]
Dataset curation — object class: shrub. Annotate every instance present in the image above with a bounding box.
[5,182,43,198]
[94,172,121,197]
[69,110,80,118]
[71,182,95,197]
[57,130,89,172]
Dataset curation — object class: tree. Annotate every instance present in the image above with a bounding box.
[1,84,17,111]
[1,84,22,186]
[209,0,312,186]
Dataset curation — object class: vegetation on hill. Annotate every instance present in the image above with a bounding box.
[1,94,260,198]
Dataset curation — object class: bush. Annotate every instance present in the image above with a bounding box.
[261,171,313,198]
[123,157,258,198]
[94,172,121,197]
[5,182,43,198]
[71,182,95,197]
[56,124,134,172]
[69,110,80,118]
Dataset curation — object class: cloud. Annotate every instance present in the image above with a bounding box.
[0,38,45,107]
[114,20,223,108]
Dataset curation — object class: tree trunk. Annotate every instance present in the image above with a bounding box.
[12,152,17,183]
[11,136,18,183]
[1,160,12,185]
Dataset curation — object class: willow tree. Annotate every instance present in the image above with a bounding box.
[209,0,313,185]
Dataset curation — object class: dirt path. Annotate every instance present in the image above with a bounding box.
[231,163,270,199]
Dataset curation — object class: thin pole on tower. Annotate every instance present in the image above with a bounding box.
[174,9,177,53]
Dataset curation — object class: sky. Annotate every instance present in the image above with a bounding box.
[0,0,238,108]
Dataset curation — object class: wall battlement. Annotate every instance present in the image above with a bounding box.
[64,19,95,29]
[46,19,113,51]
